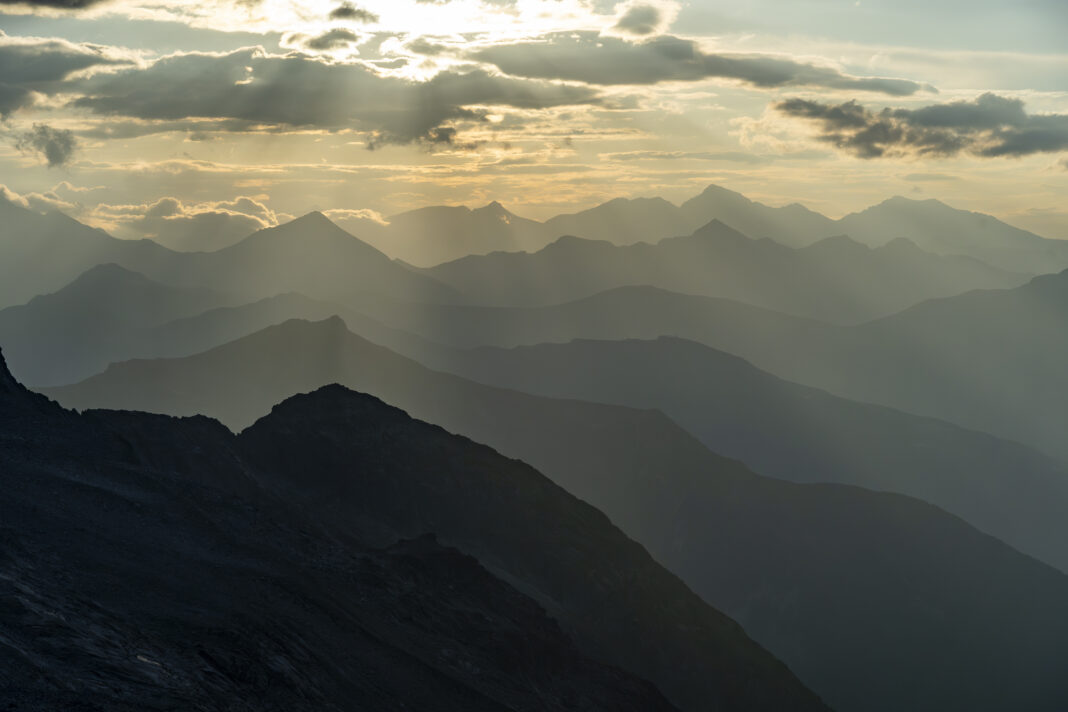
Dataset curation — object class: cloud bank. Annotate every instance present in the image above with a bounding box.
[67,47,601,146]
[777,93,1068,158]
[476,33,929,95]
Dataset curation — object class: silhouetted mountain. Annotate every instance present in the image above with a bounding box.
[412,336,1068,572]
[423,220,1026,322]
[42,318,1068,712]
[0,346,821,712]
[356,202,549,267]
[0,193,177,309]
[0,264,244,386]
[838,196,1068,272]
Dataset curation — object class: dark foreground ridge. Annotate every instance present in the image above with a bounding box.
[0,347,827,712]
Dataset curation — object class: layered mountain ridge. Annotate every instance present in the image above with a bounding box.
[0,344,824,712]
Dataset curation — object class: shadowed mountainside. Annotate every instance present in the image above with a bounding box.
[737,267,1068,464]
[0,193,176,309]
[0,264,432,387]
[41,317,1068,712]
[0,346,826,712]
[0,264,244,386]
[407,335,1068,573]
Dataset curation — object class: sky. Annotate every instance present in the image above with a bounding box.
[0,0,1066,247]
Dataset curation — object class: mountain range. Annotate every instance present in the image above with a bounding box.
[421,219,1027,322]
[0,345,825,712]
[333,183,1068,272]
[0,196,455,311]
[406,335,1068,573]
[41,317,1068,712]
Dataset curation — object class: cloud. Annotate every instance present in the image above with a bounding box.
[776,93,1068,159]
[0,0,108,8]
[0,183,80,213]
[614,4,663,35]
[407,37,450,56]
[0,33,134,116]
[15,123,77,167]
[324,207,390,227]
[474,33,929,95]
[70,47,602,145]
[599,149,772,164]
[93,195,277,250]
[304,28,361,50]
[328,2,379,22]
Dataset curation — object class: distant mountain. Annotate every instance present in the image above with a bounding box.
[355,202,549,267]
[42,318,1068,712]
[423,220,1027,323]
[838,196,1068,273]
[0,192,176,309]
[135,211,459,305]
[677,184,840,246]
[345,285,824,355]
[537,186,839,249]
[411,335,1068,573]
[1,345,822,712]
[0,201,460,309]
[0,264,244,386]
[737,268,1068,464]
[543,196,696,247]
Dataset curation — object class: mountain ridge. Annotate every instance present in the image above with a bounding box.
[40,316,1068,712]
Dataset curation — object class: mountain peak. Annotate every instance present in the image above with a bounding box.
[696,183,751,202]
[878,195,949,210]
[254,381,414,435]
[690,218,750,242]
[289,210,338,229]
[806,234,868,252]
[69,262,148,285]
[542,234,612,252]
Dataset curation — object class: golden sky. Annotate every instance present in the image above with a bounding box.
[1,0,1066,245]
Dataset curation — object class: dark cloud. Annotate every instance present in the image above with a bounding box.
[328,2,379,22]
[475,33,928,95]
[15,123,77,167]
[407,37,449,55]
[614,5,661,36]
[0,34,132,115]
[0,84,35,118]
[777,93,1068,159]
[0,0,107,8]
[70,48,601,145]
[304,28,360,50]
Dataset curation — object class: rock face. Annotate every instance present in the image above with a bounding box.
[0,348,826,712]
